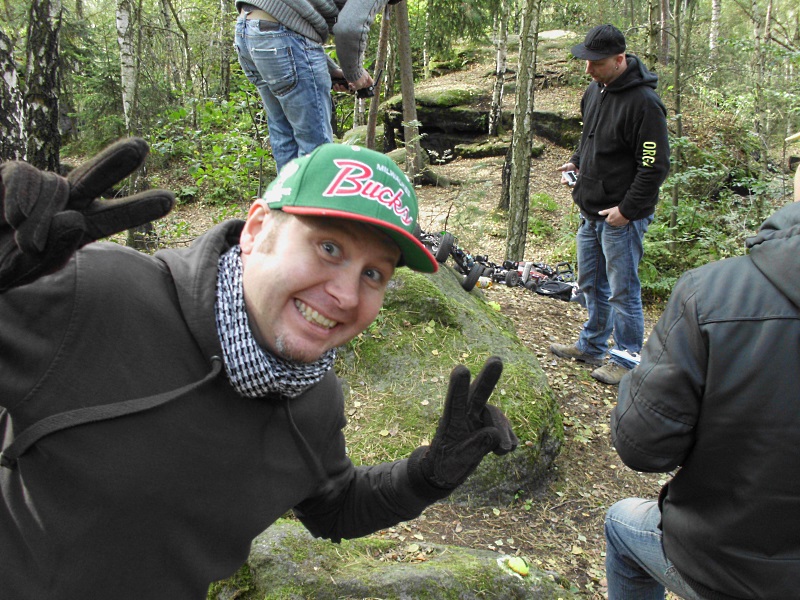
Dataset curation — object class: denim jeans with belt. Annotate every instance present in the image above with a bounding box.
[234,16,333,171]
[575,215,653,361]
[605,498,704,600]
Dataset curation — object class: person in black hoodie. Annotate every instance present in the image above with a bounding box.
[550,24,670,385]
[0,140,518,599]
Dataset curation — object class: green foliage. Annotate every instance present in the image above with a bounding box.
[148,94,273,205]
[526,195,557,239]
[641,168,776,300]
[410,0,499,61]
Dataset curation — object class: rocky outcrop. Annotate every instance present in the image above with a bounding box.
[379,85,581,160]
[210,521,578,600]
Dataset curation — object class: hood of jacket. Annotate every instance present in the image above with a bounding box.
[745,201,800,308]
[606,54,659,94]
[155,220,245,359]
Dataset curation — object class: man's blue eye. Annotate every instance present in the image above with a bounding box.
[322,242,341,257]
[364,268,383,283]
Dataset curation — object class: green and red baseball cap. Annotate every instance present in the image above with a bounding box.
[262,144,438,273]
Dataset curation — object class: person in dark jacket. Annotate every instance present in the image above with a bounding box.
[550,24,670,385]
[0,139,518,599]
[604,163,800,599]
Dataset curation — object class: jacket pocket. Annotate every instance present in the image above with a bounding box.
[574,174,608,205]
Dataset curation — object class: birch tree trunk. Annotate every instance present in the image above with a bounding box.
[670,0,682,245]
[751,0,765,159]
[709,0,721,64]
[0,27,25,161]
[660,0,670,65]
[488,0,509,137]
[422,1,431,79]
[219,0,232,99]
[504,0,540,261]
[164,0,193,94]
[158,0,181,94]
[24,0,62,170]
[116,0,155,248]
[116,0,138,134]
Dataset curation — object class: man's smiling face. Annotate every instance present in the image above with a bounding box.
[239,204,401,363]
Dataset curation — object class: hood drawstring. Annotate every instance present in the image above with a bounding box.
[280,396,334,498]
[0,357,224,469]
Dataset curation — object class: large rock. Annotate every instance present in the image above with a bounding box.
[379,84,581,158]
[209,520,578,600]
[337,264,563,505]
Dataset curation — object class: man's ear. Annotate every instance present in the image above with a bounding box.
[240,200,269,255]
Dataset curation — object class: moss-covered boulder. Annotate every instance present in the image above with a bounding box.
[340,124,386,152]
[210,520,578,600]
[379,84,581,157]
[453,135,546,159]
[337,264,563,505]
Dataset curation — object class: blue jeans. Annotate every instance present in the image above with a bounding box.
[605,499,704,600]
[575,215,652,361]
[234,16,333,171]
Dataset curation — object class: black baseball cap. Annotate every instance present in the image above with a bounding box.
[571,24,626,60]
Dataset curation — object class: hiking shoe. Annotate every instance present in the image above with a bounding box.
[549,343,603,367]
[591,362,630,386]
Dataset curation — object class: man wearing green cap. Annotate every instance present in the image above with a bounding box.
[0,140,518,599]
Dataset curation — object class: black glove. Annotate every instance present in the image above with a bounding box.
[408,356,519,500]
[0,137,175,291]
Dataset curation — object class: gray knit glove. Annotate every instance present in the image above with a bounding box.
[408,356,519,500]
[0,137,175,291]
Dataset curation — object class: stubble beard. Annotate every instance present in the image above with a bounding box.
[273,332,325,365]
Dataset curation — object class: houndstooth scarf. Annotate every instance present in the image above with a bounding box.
[215,245,335,399]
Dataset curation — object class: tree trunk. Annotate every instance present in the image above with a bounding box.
[116,0,154,248]
[751,0,766,167]
[164,0,193,95]
[116,0,138,134]
[504,0,540,261]
[659,0,670,65]
[646,0,659,68]
[670,0,682,248]
[709,0,721,64]
[0,27,25,161]
[366,6,391,150]
[394,0,424,179]
[24,0,62,171]
[158,0,178,94]
[219,0,232,99]
[422,1,431,79]
[488,0,509,137]
[354,96,365,127]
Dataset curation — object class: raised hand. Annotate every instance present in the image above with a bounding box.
[0,137,175,291]
[408,356,519,497]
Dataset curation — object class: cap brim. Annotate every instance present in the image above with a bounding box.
[281,206,439,273]
[571,43,619,60]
